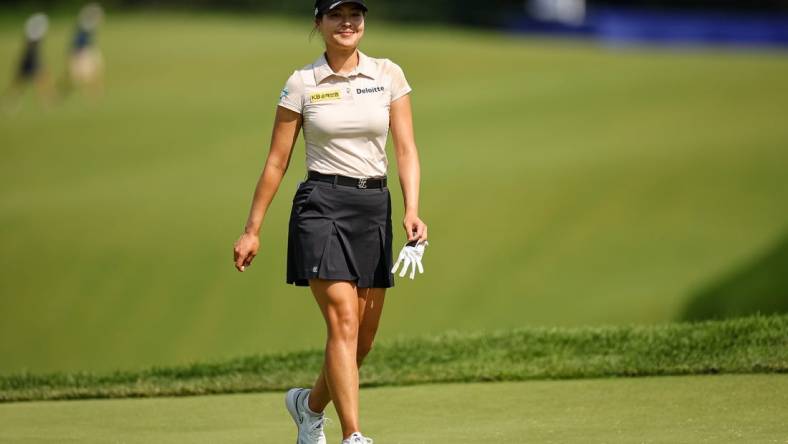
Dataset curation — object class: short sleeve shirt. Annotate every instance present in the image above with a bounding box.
[277,50,412,178]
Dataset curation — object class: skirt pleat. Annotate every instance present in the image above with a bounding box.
[286,178,394,289]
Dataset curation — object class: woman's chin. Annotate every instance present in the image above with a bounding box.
[332,36,361,48]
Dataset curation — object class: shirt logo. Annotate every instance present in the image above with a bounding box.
[279,86,289,101]
[310,89,342,103]
[356,86,385,95]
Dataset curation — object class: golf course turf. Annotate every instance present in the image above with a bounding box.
[1,10,786,443]
[1,374,786,443]
[2,12,787,376]
[2,314,785,402]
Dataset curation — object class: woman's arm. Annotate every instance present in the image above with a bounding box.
[390,94,428,243]
[233,106,302,272]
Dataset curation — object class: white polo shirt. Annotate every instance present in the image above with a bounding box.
[277,50,412,179]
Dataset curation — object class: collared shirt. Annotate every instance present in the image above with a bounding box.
[278,50,412,178]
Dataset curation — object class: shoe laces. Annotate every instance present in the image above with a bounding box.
[346,433,373,444]
[305,414,331,439]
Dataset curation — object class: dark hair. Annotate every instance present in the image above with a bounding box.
[309,16,321,42]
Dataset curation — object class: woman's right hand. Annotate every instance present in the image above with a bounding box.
[233,106,301,273]
[233,232,260,272]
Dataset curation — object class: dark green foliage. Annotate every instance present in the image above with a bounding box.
[0,0,521,26]
[2,314,785,403]
[682,232,788,321]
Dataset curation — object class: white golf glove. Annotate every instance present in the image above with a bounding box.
[391,240,429,279]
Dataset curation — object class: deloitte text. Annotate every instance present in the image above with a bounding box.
[356,86,385,95]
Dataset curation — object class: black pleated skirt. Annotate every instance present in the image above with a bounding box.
[286,177,395,289]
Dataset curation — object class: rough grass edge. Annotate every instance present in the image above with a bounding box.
[2,313,786,403]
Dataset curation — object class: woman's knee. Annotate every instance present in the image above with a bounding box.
[312,280,360,343]
[326,308,359,343]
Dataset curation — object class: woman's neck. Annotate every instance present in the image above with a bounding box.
[325,47,359,75]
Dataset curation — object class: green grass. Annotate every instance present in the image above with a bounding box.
[1,12,788,375]
[1,374,786,443]
[682,231,788,321]
[2,314,785,403]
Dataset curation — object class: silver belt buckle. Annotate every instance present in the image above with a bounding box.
[357,178,367,189]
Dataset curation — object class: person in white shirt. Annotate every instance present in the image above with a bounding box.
[233,1,427,443]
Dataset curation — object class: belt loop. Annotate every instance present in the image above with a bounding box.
[332,175,338,189]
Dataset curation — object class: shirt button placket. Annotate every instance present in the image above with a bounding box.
[346,79,354,102]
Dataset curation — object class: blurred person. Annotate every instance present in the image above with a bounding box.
[63,3,105,98]
[232,1,427,442]
[2,13,55,112]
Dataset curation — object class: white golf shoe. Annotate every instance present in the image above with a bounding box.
[341,432,374,444]
[285,387,328,444]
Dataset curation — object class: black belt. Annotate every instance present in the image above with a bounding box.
[307,171,387,189]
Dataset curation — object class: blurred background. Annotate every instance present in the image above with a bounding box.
[1,0,786,375]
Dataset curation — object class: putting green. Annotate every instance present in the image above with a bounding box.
[1,374,785,443]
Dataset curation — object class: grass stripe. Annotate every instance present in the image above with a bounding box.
[2,313,786,403]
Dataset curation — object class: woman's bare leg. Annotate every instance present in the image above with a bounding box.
[309,279,361,438]
[307,282,386,434]
[354,287,387,364]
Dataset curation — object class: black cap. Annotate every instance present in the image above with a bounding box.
[314,0,368,17]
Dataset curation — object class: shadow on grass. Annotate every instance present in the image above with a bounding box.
[681,230,788,321]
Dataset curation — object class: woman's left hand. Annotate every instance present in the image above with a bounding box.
[403,212,428,244]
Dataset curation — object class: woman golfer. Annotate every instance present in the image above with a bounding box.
[233,1,427,443]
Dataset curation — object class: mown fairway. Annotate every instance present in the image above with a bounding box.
[1,374,786,443]
[1,12,787,375]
